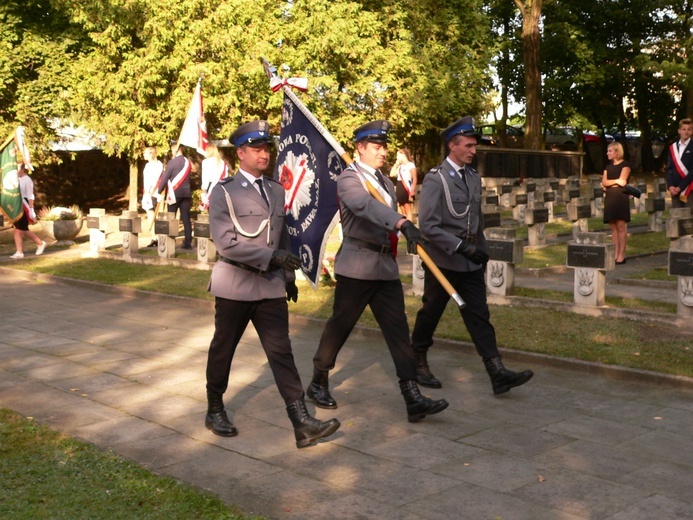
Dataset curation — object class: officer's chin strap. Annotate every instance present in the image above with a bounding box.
[222,187,271,245]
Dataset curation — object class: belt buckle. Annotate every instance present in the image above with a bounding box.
[466,234,476,243]
[380,244,390,254]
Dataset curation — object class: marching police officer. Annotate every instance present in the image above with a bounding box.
[411,116,534,394]
[204,120,340,448]
[306,120,449,423]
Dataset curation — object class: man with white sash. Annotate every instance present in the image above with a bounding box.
[666,118,693,208]
[156,141,193,248]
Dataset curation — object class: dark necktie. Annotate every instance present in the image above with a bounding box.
[458,167,468,189]
[255,178,269,206]
[376,170,389,191]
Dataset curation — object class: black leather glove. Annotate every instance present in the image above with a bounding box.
[456,241,489,264]
[399,220,425,255]
[285,280,298,303]
[270,250,301,270]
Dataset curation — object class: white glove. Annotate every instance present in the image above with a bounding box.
[29,208,36,221]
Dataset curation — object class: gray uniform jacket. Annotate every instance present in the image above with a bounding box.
[208,174,294,301]
[417,159,487,273]
[334,164,403,281]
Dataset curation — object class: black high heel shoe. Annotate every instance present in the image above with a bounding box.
[615,258,626,265]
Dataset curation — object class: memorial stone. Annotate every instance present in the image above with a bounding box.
[155,211,180,258]
[499,183,512,208]
[644,195,666,232]
[566,232,615,306]
[486,228,524,296]
[118,210,141,256]
[567,196,592,236]
[87,208,108,252]
[668,235,693,318]
[194,213,217,264]
[666,207,693,239]
[524,201,549,246]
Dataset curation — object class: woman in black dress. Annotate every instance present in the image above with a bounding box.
[601,142,632,264]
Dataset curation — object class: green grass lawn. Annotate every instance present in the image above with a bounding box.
[0,409,263,520]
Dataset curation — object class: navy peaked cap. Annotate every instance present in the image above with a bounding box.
[231,120,272,148]
[353,120,391,143]
[441,116,480,143]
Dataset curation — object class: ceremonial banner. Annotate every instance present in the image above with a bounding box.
[177,80,208,156]
[0,131,23,223]
[275,93,346,287]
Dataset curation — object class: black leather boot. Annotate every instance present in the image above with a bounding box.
[286,397,340,449]
[399,380,449,423]
[205,391,238,437]
[483,357,534,395]
[414,350,442,388]
[306,368,338,409]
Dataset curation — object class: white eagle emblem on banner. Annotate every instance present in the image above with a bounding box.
[279,150,315,218]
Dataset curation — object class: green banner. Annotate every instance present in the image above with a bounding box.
[0,136,23,223]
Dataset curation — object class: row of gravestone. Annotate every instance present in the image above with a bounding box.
[480,205,693,318]
[86,208,217,264]
[481,177,669,247]
[86,180,693,317]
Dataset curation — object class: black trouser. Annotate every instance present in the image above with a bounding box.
[168,197,192,246]
[313,275,417,382]
[412,266,499,361]
[206,297,303,404]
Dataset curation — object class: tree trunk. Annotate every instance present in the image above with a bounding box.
[516,0,543,150]
[128,158,138,212]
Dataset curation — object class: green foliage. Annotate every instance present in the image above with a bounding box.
[0,0,89,162]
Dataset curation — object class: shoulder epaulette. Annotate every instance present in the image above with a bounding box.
[265,176,281,185]
[219,176,234,185]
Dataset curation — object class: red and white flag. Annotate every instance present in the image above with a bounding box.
[177,80,208,156]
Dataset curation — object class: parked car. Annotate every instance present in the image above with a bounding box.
[478,123,524,148]
[582,130,615,144]
[609,130,668,159]
[543,126,578,150]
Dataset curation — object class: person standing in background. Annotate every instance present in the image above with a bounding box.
[199,143,228,211]
[666,118,693,208]
[142,146,163,247]
[10,163,46,259]
[601,142,632,264]
[392,148,417,222]
[156,141,193,249]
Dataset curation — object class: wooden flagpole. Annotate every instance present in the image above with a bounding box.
[261,58,465,308]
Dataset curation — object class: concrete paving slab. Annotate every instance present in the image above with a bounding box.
[542,414,652,445]
[605,493,693,520]
[1,271,692,519]
[432,451,556,494]
[403,480,550,520]
[461,423,574,457]
[510,468,648,518]
[533,439,657,481]
[616,461,693,504]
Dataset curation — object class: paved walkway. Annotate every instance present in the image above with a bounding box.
[1,267,692,519]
